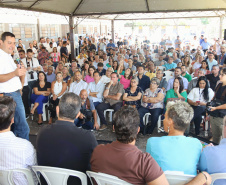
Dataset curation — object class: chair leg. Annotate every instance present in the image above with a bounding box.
[157,116,161,133]
[31,104,34,121]
[109,111,113,122]
[42,104,47,122]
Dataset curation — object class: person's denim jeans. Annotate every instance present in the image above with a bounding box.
[138,107,162,134]
[31,94,48,114]
[3,90,30,140]
[74,118,93,130]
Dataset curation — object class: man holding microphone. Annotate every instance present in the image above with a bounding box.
[0,32,30,140]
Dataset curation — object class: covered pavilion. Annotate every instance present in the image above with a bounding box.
[0,0,226,57]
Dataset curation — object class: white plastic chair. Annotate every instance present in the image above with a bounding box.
[157,66,166,71]
[163,71,174,82]
[31,102,49,121]
[211,173,226,185]
[64,63,71,67]
[165,171,195,185]
[143,113,162,133]
[104,109,114,122]
[0,168,35,185]
[31,166,87,185]
[86,171,132,185]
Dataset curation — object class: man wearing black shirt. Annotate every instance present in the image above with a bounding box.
[88,40,96,52]
[60,41,68,59]
[206,65,220,90]
[137,65,150,91]
[117,38,123,48]
[36,93,97,185]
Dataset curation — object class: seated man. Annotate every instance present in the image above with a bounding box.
[166,67,188,91]
[137,65,151,91]
[87,71,105,107]
[206,65,220,91]
[96,72,124,131]
[90,106,169,185]
[97,62,106,76]
[181,65,192,82]
[74,89,99,130]
[37,93,97,185]
[162,56,177,71]
[154,54,167,66]
[199,116,226,185]
[69,71,88,95]
[46,66,56,83]
[0,96,37,185]
[145,61,156,80]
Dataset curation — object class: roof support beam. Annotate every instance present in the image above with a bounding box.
[145,0,150,12]
[29,0,40,9]
[73,0,84,15]
[69,15,75,59]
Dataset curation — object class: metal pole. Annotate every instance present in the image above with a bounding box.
[219,15,224,39]
[37,18,40,41]
[111,20,114,42]
[69,15,75,59]
[100,21,102,35]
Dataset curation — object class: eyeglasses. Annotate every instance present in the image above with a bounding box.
[151,82,157,85]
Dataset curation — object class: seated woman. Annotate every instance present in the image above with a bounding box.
[62,66,71,83]
[146,101,202,175]
[81,61,90,80]
[123,76,142,109]
[165,77,187,104]
[194,60,211,77]
[55,61,64,74]
[30,71,51,125]
[117,60,133,89]
[187,76,214,135]
[48,72,67,124]
[182,55,192,74]
[84,66,95,83]
[138,77,164,134]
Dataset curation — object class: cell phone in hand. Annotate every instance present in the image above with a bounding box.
[196,101,200,104]
[16,58,21,68]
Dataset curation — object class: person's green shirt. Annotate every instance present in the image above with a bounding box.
[182,73,192,82]
[165,89,187,103]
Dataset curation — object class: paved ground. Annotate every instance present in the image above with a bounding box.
[28,113,212,152]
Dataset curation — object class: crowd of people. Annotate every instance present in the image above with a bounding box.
[0,31,226,184]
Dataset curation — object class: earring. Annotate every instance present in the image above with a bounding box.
[168,126,170,133]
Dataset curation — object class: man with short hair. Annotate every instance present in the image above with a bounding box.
[37,93,97,185]
[37,47,49,65]
[88,40,96,51]
[207,52,218,71]
[46,66,56,83]
[69,71,88,95]
[181,65,192,82]
[220,44,226,67]
[97,62,106,76]
[74,89,99,130]
[166,67,189,91]
[137,65,151,91]
[174,36,181,50]
[173,52,181,64]
[18,49,26,60]
[206,65,220,91]
[145,61,156,80]
[96,72,124,131]
[0,96,37,185]
[106,39,115,51]
[91,106,169,185]
[162,56,177,71]
[60,41,68,60]
[69,61,78,77]
[0,32,29,140]
[201,38,211,53]
[28,42,37,58]
[16,39,26,50]
[154,55,167,66]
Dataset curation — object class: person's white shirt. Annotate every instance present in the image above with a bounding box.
[76,57,85,66]
[165,40,173,50]
[66,44,71,54]
[188,87,214,103]
[69,80,88,95]
[21,57,40,82]
[0,131,37,185]
[99,75,111,85]
[0,49,22,93]
[193,62,202,71]
[47,47,53,53]
[57,45,61,53]
[28,47,37,58]
[87,81,105,103]
[52,42,57,48]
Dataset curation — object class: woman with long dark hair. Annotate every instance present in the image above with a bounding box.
[165,77,187,104]
[187,76,214,135]
[194,60,211,77]
[30,71,51,125]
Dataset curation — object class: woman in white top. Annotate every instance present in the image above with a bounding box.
[49,72,67,124]
[188,76,214,135]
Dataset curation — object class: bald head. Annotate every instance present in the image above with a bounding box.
[80,89,88,101]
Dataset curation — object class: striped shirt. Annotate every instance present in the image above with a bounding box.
[0,131,37,185]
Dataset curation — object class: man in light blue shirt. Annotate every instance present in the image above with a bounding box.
[162,56,177,71]
[207,52,218,71]
[199,119,226,185]
[87,71,105,107]
[106,39,115,51]
[166,67,188,91]
[201,38,211,51]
